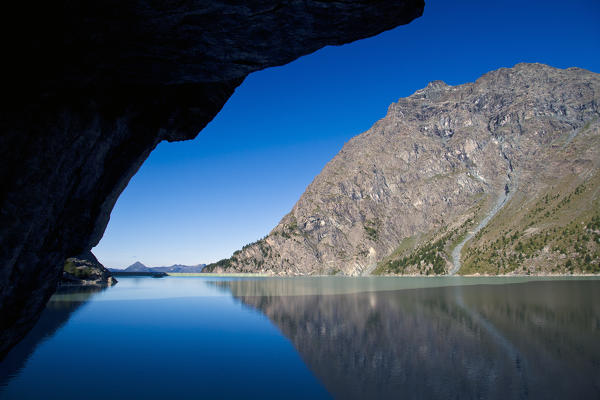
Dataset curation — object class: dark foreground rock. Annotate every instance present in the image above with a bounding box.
[0,0,424,358]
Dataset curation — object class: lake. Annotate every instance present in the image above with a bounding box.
[1,276,599,399]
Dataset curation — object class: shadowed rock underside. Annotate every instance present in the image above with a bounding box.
[0,0,424,357]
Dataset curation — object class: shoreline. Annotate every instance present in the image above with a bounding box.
[167,272,274,277]
[165,272,600,278]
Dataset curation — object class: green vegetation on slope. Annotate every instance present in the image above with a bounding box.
[204,236,276,272]
[363,219,380,241]
[375,236,446,275]
[460,173,600,275]
[373,196,488,275]
[63,260,95,279]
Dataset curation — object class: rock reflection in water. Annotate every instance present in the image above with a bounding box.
[211,279,600,399]
[0,285,106,386]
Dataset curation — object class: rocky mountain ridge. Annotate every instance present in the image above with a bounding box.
[206,63,600,275]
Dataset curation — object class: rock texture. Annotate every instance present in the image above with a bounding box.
[61,251,117,287]
[0,0,424,358]
[206,64,600,275]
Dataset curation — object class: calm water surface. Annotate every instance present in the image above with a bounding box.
[1,276,599,399]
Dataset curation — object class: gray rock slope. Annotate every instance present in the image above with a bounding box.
[206,63,600,275]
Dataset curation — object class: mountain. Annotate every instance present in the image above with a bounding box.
[152,264,206,273]
[110,262,206,273]
[205,63,600,276]
[123,261,152,272]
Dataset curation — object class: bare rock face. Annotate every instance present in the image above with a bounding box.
[0,1,424,357]
[61,251,117,287]
[206,64,600,276]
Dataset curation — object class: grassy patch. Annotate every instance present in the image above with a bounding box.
[363,219,380,241]
[374,193,490,275]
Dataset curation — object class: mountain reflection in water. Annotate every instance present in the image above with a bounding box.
[211,279,600,400]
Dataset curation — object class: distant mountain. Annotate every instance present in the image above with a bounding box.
[152,264,206,273]
[109,262,206,273]
[123,261,152,272]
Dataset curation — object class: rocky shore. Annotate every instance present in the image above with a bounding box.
[60,251,117,287]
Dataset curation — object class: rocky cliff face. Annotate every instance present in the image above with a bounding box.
[206,64,600,275]
[0,1,424,358]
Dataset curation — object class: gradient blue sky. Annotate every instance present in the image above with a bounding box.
[94,0,600,268]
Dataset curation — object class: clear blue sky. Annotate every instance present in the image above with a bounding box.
[93,0,600,268]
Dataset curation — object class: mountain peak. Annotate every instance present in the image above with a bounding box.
[124,261,150,272]
[410,79,450,99]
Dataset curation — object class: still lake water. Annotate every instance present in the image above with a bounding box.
[1,276,599,399]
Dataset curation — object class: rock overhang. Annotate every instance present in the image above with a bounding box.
[0,0,425,358]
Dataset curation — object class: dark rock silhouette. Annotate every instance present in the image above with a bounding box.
[0,0,424,357]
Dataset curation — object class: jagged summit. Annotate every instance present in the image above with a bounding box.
[411,79,450,98]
